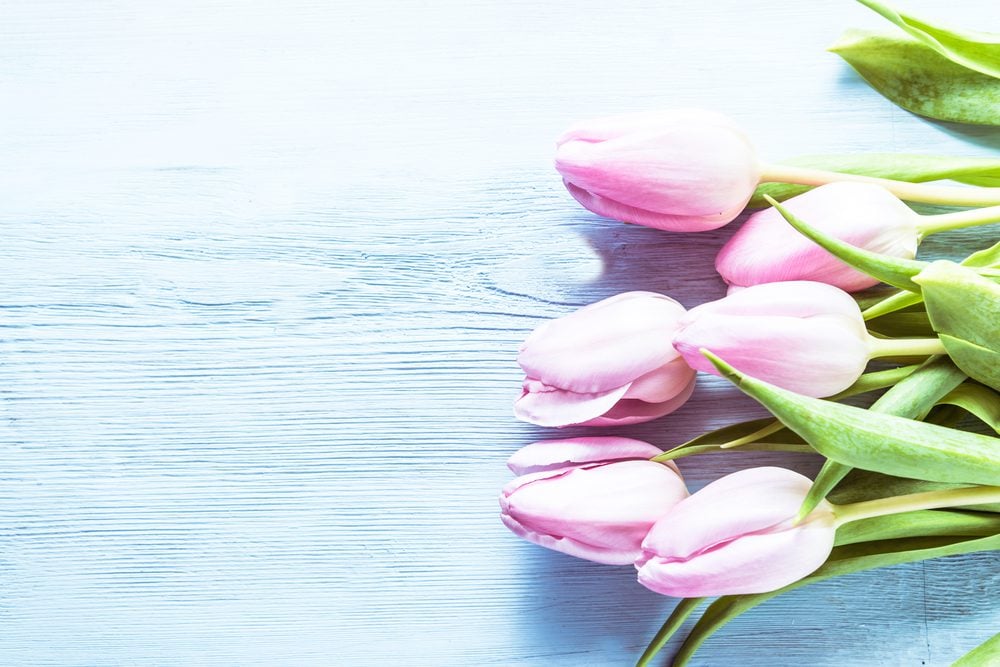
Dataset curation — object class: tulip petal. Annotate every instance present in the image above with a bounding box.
[513,379,631,428]
[556,127,759,219]
[500,512,638,565]
[623,358,697,403]
[639,467,815,562]
[636,521,835,596]
[517,292,686,394]
[580,378,697,427]
[674,314,869,397]
[506,437,666,475]
[563,181,735,232]
[684,280,864,323]
[503,461,689,565]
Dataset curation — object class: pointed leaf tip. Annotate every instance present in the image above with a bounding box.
[700,348,743,384]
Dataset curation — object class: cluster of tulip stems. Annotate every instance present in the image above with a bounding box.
[500,110,1000,665]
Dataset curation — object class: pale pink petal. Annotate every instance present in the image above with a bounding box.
[555,126,758,218]
[636,521,835,596]
[639,467,813,561]
[513,380,631,428]
[517,293,686,394]
[503,462,688,563]
[684,280,863,322]
[673,312,869,397]
[500,512,638,565]
[507,437,666,475]
[623,357,697,403]
[563,182,732,232]
[580,377,697,426]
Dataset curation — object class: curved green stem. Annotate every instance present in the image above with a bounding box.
[832,486,1000,528]
[916,204,1000,237]
[760,163,1000,206]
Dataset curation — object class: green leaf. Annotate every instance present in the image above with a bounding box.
[765,195,927,291]
[914,261,1000,348]
[938,383,1000,434]
[952,631,1000,667]
[703,351,1000,486]
[914,261,1000,390]
[940,335,1000,391]
[835,509,1000,545]
[672,532,1000,665]
[797,356,966,518]
[635,597,705,667]
[750,154,1000,207]
[855,0,1000,79]
[830,29,1000,126]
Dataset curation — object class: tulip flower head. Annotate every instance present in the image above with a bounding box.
[501,437,689,565]
[515,291,697,427]
[716,182,920,293]
[672,281,872,397]
[635,467,836,597]
[555,110,761,232]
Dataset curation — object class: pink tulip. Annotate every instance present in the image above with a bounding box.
[500,437,688,565]
[635,467,836,597]
[514,292,697,427]
[672,281,871,397]
[716,182,920,293]
[555,110,760,232]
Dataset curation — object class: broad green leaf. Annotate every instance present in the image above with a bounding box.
[915,261,1000,349]
[672,533,1000,665]
[766,196,926,291]
[704,351,1000,486]
[953,631,1000,667]
[836,509,1000,545]
[830,29,1000,126]
[941,335,1000,391]
[750,154,1000,207]
[963,240,1000,268]
[797,356,966,517]
[855,0,1000,79]
[938,383,1000,434]
[915,261,1000,390]
[635,597,705,667]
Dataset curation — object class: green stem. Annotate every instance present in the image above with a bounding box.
[760,163,1000,206]
[916,204,1000,237]
[867,335,947,358]
[832,486,1000,528]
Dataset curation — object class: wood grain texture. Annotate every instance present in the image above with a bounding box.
[1,1,998,665]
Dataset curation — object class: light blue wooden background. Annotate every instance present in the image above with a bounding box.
[2,1,998,665]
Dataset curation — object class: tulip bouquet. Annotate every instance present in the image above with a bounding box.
[499,102,1000,665]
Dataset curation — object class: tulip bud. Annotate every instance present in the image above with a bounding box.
[500,437,688,565]
[555,110,761,232]
[515,292,697,427]
[716,182,921,293]
[672,281,872,397]
[635,467,836,597]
